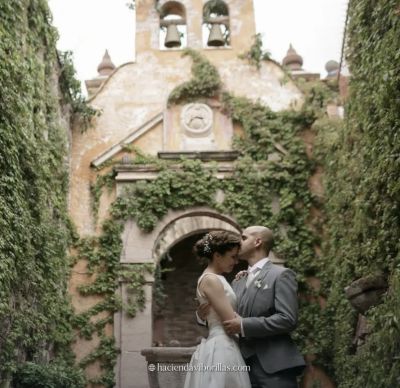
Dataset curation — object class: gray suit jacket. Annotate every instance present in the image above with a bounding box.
[232,261,306,374]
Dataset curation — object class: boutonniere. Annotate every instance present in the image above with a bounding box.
[254,280,262,289]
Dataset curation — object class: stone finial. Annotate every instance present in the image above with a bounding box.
[325,60,340,78]
[97,50,116,76]
[282,44,303,71]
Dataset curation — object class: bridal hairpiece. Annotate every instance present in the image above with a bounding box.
[203,233,213,254]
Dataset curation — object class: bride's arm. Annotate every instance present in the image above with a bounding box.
[199,276,236,321]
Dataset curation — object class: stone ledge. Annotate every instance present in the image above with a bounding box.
[157,150,240,161]
[141,347,196,363]
[114,162,235,182]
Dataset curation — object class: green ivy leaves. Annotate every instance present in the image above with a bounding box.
[168,49,222,105]
[315,1,400,385]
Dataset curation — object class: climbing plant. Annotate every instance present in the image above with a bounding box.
[314,0,400,386]
[58,51,100,131]
[168,49,222,105]
[239,33,271,70]
[0,0,96,386]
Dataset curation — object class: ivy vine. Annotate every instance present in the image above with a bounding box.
[58,51,100,131]
[0,0,94,386]
[314,0,400,386]
[239,33,271,70]
[168,49,222,105]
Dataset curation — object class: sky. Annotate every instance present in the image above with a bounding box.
[48,0,349,95]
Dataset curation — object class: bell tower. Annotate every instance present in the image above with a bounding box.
[135,0,256,55]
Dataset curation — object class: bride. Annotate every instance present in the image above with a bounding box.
[183,231,251,388]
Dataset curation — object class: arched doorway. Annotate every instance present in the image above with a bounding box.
[116,207,243,388]
[151,210,246,347]
[153,232,247,347]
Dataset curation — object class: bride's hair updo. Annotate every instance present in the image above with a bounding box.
[194,231,241,261]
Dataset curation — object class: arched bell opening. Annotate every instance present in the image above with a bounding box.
[159,1,187,50]
[152,231,247,347]
[202,0,230,48]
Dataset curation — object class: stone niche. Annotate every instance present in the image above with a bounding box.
[163,101,234,152]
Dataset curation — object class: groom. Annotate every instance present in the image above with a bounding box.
[198,225,305,388]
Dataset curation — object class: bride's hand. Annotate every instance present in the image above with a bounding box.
[234,270,248,281]
[197,302,210,321]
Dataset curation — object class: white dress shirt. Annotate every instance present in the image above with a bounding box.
[247,257,270,274]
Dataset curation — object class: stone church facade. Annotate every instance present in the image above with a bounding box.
[68,1,338,387]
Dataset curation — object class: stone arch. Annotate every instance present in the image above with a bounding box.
[120,206,239,264]
[151,209,241,348]
[153,209,240,262]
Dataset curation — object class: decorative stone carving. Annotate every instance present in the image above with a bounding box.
[181,103,213,137]
[344,274,388,353]
[344,274,387,314]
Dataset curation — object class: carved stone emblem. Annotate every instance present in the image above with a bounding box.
[181,103,213,137]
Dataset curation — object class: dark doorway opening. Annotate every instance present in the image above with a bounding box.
[152,232,247,347]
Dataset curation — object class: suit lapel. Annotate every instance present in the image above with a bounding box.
[245,261,273,316]
[234,276,247,315]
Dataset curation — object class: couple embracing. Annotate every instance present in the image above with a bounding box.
[183,226,305,388]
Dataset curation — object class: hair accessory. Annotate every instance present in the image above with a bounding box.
[203,233,213,254]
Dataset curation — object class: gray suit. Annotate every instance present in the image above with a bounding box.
[232,260,305,386]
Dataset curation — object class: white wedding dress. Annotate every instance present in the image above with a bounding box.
[183,273,251,388]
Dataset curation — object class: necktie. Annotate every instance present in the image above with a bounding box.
[246,267,260,288]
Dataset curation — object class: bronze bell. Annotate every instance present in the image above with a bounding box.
[164,24,181,48]
[207,23,225,47]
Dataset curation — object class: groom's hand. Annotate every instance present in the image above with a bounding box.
[223,313,242,335]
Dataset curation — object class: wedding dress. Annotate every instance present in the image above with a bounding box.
[183,273,251,388]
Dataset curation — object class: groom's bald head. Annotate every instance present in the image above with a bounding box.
[244,226,274,254]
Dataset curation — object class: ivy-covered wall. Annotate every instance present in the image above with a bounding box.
[0,1,93,386]
[71,44,341,386]
[2,1,398,387]
[316,0,400,386]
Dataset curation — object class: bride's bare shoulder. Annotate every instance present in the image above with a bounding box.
[198,273,223,291]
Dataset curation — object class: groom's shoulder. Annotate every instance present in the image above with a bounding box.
[270,263,296,278]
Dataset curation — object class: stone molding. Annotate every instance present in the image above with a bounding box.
[158,150,239,161]
[114,162,235,183]
[153,213,240,261]
[91,112,163,168]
